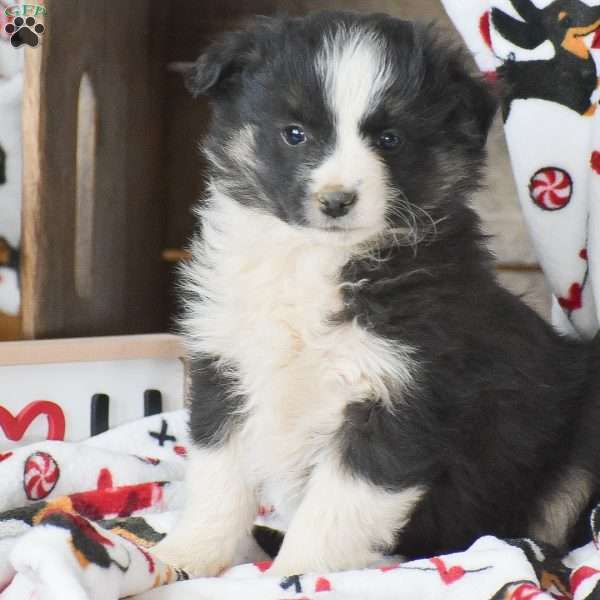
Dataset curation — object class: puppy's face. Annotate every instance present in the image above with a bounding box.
[189,13,496,244]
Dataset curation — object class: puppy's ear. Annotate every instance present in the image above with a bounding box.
[185,24,265,97]
[418,24,498,149]
[450,63,498,149]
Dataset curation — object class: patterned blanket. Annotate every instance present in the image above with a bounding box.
[0,411,600,600]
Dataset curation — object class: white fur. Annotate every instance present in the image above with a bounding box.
[270,456,425,575]
[308,28,394,235]
[224,125,259,170]
[151,443,257,576]
[164,191,417,575]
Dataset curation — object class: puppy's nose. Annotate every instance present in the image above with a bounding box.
[317,190,358,218]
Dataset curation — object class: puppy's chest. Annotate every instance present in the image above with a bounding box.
[206,240,351,395]
[192,213,411,487]
[199,234,389,433]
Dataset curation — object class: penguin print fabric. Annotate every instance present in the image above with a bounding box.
[442,0,600,339]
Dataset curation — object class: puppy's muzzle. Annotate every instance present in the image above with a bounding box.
[316,189,358,218]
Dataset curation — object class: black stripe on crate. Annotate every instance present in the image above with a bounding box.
[0,144,6,185]
[144,389,163,417]
[90,393,110,436]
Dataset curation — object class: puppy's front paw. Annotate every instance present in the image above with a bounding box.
[268,555,314,577]
[267,562,304,577]
[150,537,228,578]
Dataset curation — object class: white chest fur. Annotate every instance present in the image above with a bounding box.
[183,194,414,515]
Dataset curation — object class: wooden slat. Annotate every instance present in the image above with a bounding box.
[496,264,542,273]
[21,0,169,339]
[0,333,185,366]
[0,312,21,341]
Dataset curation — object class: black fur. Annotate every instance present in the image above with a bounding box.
[188,355,244,447]
[186,11,600,562]
[252,525,285,558]
[335,210,598,558]
[186,12,494,226]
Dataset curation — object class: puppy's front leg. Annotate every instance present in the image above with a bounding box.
[269,456,424,576]
[151,356,257,577]
[151,442,256,576]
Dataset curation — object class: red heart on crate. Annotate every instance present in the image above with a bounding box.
[430,557,465,584]
[0,401,66,441]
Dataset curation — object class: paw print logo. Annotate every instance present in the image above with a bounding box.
[4,16,45,48]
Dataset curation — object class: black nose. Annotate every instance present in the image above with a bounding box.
[317,191,358,218]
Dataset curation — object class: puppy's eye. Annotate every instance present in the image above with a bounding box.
[377,130,402,151]
[282,125,307,146]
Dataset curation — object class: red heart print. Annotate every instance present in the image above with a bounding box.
[379,563,400,572]
[97,468,114,490]
[254,560,272,573]
[571,566,600,595]
[0,401,65,441]
[558,283,583,311]
[0,451,13,462]
[430,557,465,584]
[479,12,492,49]
[512,582,544,600]
[315,577,332,592]
[592,151,600,175]
[138,546,156,574]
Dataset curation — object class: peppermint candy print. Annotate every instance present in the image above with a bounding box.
[529,167,573,211]
[23,451,60,500]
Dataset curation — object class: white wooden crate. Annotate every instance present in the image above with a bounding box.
[0,334,187,449]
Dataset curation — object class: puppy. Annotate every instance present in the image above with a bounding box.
[152,11,600,577]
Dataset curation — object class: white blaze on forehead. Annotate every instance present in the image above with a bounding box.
[309,28,394,235]
[316,27,392,134]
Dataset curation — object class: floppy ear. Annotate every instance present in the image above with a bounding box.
[185,28,261,97]
[434,43,498,151]
[417,24,498,149]
[452,67,498,149]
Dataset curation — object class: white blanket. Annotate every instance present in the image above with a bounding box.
[0,411,598,600]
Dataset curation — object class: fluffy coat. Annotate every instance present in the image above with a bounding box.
[152,11,600,577]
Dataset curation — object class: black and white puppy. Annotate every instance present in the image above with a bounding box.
[152,11,600,577]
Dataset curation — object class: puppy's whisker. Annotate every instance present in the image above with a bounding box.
[381,191,440,253]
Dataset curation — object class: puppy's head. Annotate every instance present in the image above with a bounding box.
[188,12,496,245]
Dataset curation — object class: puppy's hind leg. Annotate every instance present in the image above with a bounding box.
[269,456,424,576]
[151,441,257,577]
